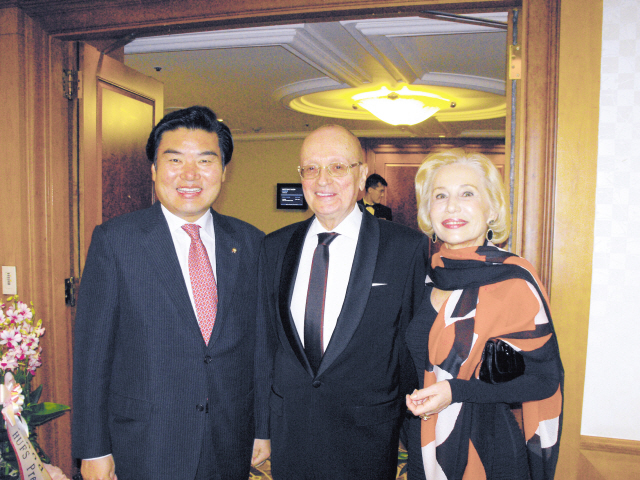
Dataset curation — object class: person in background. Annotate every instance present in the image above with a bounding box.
[405,149,563,480]
[257,125,428,479]
[358,173,393,220]
[72,106,269,480]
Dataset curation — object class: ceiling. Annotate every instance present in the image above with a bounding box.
[124,11,510,141]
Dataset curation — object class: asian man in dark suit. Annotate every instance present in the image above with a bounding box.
[257,125,429,479]
[72,106,270,480]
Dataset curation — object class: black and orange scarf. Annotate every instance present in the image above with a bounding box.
[421,244,563,480]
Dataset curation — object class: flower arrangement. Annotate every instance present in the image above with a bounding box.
[0,297,70,479]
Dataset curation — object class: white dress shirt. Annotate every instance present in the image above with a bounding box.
[290,205,363,351]
[161,205,217,316]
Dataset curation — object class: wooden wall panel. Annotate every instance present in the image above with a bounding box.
[552,0,603,477]
[10,0,521,39]
[516,0,559,286]
[578,437,640,480]
[0,7,74,476]
[384,164,422,230]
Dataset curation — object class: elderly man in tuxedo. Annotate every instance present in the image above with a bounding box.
[72,106,270,480]
[257,125,429,479]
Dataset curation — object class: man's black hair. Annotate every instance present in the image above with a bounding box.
[365,173,388,191]
[146,106,233,167]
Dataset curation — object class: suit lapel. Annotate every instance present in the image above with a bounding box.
[317,211,379,377]
[140,203,201,340]
[208,209,239,348]
[279,218,315,376]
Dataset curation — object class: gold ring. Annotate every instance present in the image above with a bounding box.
[419,413,431,421]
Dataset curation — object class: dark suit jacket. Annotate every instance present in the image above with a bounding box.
[257,210,428,480]
[72,202,265,480]
[358,198,393,220]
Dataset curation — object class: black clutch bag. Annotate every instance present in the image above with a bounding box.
[479,339,525,384]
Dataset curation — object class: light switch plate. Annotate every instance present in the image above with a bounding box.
[2,266,17,295]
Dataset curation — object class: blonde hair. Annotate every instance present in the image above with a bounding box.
[415,149,511,244]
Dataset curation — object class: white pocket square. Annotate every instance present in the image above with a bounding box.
[372,283,387,287]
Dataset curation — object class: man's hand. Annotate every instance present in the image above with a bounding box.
[81,455,117,480]
[251,438,271,467]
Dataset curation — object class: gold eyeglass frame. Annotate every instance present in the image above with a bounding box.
[297,162,362,179]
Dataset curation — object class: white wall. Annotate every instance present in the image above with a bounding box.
[581,0,640,441]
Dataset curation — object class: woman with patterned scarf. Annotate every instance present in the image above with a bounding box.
[405,149,563,480]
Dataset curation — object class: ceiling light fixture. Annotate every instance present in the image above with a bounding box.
[352,86,451,126]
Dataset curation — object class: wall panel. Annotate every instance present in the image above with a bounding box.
[0,7,74,475]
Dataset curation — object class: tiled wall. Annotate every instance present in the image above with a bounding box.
[581,0,640,440]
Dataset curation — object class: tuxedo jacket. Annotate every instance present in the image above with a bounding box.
[358,198,393,221]
[72,202,265,480]
[257,210,429,479]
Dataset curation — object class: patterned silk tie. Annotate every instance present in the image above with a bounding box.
[304,232,340,374]
[182,224,217,345]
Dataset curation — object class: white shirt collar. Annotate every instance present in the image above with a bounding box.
[309,204,362,240]
[160,204,214,239]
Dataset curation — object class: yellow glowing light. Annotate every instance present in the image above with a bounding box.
[352,86,450,126]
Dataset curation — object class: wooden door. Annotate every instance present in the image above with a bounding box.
[64,44,163,474]
[77,43,164,264]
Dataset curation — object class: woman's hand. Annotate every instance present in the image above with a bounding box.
[406,381,452,420]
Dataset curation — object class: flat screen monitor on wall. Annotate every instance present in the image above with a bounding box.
[277,183,308,210]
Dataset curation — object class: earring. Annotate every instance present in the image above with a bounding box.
[431,232,438,244]
[486,220,494,242]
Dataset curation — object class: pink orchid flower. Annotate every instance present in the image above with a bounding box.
[0,354,18,371]
[0,329,22,350]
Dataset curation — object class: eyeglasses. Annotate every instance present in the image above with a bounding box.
[297,162,362,180]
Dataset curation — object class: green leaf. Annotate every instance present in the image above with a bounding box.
[23,403,70,427]
[29,384,43,405]
[24,402,70,415]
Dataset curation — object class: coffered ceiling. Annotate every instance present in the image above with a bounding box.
[124,12,510,140]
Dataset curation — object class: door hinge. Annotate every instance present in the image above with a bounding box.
[63,69,83,100]
[65,276,78,307]
[509,45,522,80]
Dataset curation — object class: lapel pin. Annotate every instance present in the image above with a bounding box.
[232,248,237,254]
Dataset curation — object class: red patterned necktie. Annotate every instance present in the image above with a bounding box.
[304,232,339,374]
[182,223,217,345]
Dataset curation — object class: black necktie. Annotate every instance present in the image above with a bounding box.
[304,232,339,374]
